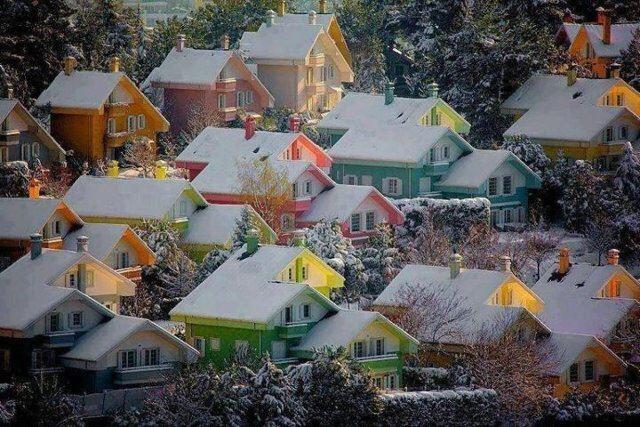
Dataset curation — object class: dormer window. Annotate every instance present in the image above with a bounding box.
[620,126,629,140]
[616,93,624,106]
[49,312,62,332]
[605,127,614,142]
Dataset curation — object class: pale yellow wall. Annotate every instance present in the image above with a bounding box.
[110,83,134,104]
[293,171,325,199]
[4,108,29,131]
[352,322,401,356]
[26,297,107,338]
[559,347,612,385]
[105,238,139,269]
[273,293,329,326]
[488,280,542,313]
[599,84,640,116]
[169,192,198,219]
[257,65,300,110]
[42,211,73,239]
[52,261,132,304]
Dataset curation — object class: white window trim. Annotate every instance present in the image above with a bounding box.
[386,177,401,196]
[502,175,513,195]
[107,118,116,134]
[127,115,137,132]
[194,337,206,357]
[210,338,221,351]
[217,93,225,109]
[365,211,376,231]
[488,177,498,197]
[344,174,357,185]
[137,114,146,130]
[350,212,362,232]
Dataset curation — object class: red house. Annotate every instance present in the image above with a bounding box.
[148,35,274,135]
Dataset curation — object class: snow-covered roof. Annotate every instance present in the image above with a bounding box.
[62,223,153,263]
[317,92,439,131]
[181,204,275,246]
[64,176,206,220]
[501,74,620,112]
[0,249,114,331]
[328,125,471,164]
[60,315,198,362]
[559,23,581,43]
[533,262,640,337]
[503,104,635,142]
[375,264,512,308]
[293,309,418,351]
[36,71,123,110]
[170,243,341,322]
[177,126,304,194]
[150,48,232,86]
[272,13,334,31]
[297,184,401,223]
[547,332,625,376]
[581,23,640,58]
[240,24,324,61]
[0,198,83,240]
[436,150,539,189]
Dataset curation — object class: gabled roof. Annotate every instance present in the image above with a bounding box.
[293,310,418,352]
[0,99,66,158]
[579,23,640,58]
[64,176,207,220]
[558,23,581,44]
[181,204,276,246]
[0,198,83,240]
[240,24,325,61]
[435,149,541,190]
[503,104,636,142]
[150,48,233,86]
[328,125,473,165]
[501,74,621,112]
[0,249,115,331]
[547,332,626,376]
[60,315,198,362]
[62,223,155,264]
[273,160,335,186]
[297,184,404,224]
[36,71,123,110]
[177,126,331,195]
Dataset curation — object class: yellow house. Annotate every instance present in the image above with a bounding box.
[501,72,640,170]
[35,57,169,162]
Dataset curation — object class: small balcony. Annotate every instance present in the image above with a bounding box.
[113,363,175,386]
[305,82,326,96]
[105,131,131,147]
[42,331,75,348]
[28,366,64,375]
[117,265,143,282]
[276,322,312,338]
[308,54,325,67]
[216,79,237,92]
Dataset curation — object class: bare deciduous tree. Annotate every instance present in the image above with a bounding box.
[237,159,292,236]
[179,100,223,144]
[406,212,452,266]
[585,215,619,266]
[122,136,158,177]
[524,230,562,280]
[459,222,499,270]
[499,232,530,279]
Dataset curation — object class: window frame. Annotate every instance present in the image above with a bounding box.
[107,118,116,134]
[344,174,357,185]
[584,360,595,381]
[502,176,512,195]
[488,177,498,196]
[120,349,138,368]
[21,144,31,161]
[569,362,579,383]
[350,213,362,232]
[353,341,365,358]
[210,338,221,351]
[143,348,160,366]
[246,91,254,105]
[365,211,375,231]
[49,312,62,332]
[69,311,83,329]
[302,304,311,319]
[127,115,137,132]
[236,91,245,108]
[387,178,399,195]
[137,114,146,130]
[217,93,226,109]
[194,337,206,356]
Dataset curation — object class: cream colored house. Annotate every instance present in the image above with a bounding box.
[239,10,353,113]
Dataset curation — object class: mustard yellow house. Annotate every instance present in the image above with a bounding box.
[501,72,640,171]
[35,57,169,162]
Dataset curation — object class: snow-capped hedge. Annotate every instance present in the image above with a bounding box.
[403,366,471,391]
[378,388,499,426]
[394,197,491,243]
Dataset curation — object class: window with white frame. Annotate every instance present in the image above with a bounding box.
[107,118,116,134]
[288,267,294,281]
[217,94,226,109]
[210,338,221,351]
[361,175,373,186]
[387,178,400,196]
[179,200,187,216]
[429,148,435,162]
[301,264,309,280]
[620,126,629,140]
[49,312,62,332]
[66,272,76,288]
[285,306,293,323]
[488,177,498,196]
[490,210,499,227]
[344,175,357,185]
[442,145,449,159]
[371,338,385,356]
[49,220,61,236]
[246,91,253,105]
[385,373,397,389]
[291,182,298,198]
[584,360,595,381]
[328,65,335,79]
[365,211,375,231]
[137,114,146,130]
[127,115,137,132]
[21,144,30,161]
[120,349,137,368]
[504,209,513,224]
[605,127,614,142]
[605,94,611,106]
[320,66,327,82]
[502,176,512,195]
[373,377,383,388]
[194,337,205,356]
[31,143,40,158]
[616,93,624,106]
[117,251,130,269]
[69,311,83,329]
[301,304,310,319]
[353,341,365,358]
[304,180,312,195]
[351,213,361,232]
[569,363,579,383]
[143,348,160,366]
[236,91,245,108]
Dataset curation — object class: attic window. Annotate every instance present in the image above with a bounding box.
[572,91,582,99]
[253,147,260,153]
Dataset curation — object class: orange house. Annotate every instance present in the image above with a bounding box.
[566,8,640,78]
[36,57,169,162]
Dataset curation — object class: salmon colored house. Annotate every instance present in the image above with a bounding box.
[175,117,404,241]
[148,35,274,135]
[35,57,169,162]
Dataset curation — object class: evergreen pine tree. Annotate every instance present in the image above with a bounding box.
[559,160,604,232]
[621,28,640,90]
[614,142,640,202]
[502,135,552,176]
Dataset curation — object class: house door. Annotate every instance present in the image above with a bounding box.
[272,341,286,360]
[419,177,431,194]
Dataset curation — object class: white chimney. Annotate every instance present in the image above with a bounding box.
[309,10,317,25]
[30,233,43,260]
[176,34,186,52]
[76,235,89,253]
[449,253,462,279]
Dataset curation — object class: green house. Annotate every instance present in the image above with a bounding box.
[169,234,418,388]
[317,83,471,146]
[327,125,542,227]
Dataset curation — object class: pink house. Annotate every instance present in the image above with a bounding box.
[149,35,274,135]
[175,118,404,241]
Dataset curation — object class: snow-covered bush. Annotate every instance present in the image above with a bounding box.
[0,161,30,197]
[403,366,472,391]
[378,388,499,426]
[394,197,490,245]
[356,223,404,295]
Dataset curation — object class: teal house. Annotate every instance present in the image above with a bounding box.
[317,82,471,146]
[327,125,542,227]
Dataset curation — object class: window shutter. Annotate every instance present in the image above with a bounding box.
[396,179,403,195]
[381,178,389,194]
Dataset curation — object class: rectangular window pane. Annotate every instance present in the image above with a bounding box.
[365,211,375,231]
[502,176,512,195]
[584,361,595,381]
[488,177,497,196]
[210,338,220,351]
[351,213,361,232]
[303,304,310,318]
[569,363,579,382]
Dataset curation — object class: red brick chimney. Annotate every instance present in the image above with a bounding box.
[245,115,256,140]
[596,7,606,25]
[28,178,41,199]
[289,115,301,132]
[558,248,571,274]
[601,12,612,45]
